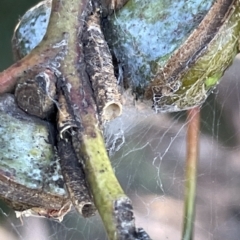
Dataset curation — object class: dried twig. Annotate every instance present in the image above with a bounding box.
[56,1,151,238]
[182,107,200,240]
[0,0,151,239]
[83,9,122,122]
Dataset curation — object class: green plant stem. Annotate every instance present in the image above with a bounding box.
[55,1,150,237]
[42,0,130,237]
[0,0,150,238]
[182,107,200,240]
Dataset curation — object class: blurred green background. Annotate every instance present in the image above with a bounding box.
[0,0,39,71]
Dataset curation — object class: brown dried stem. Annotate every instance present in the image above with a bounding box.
[0,0,150,239]
[0,54,45,94]
[83,11,122,121]
[57,1,150,238]
[182,107,200,240]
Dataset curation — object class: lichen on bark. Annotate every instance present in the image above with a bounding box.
[0,0,151,239]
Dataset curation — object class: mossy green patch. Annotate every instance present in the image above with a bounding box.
[205,74,221,88]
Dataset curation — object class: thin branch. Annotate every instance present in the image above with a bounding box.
[0,0,151,239]
[57,1,150,238]
[182,107,200,240]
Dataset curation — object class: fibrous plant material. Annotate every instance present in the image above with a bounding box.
[0,94,71,220]
[83,9,122,122]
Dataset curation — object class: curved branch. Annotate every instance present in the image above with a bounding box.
[0,0,151,239]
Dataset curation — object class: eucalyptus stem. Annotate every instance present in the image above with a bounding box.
[0,49,47,94]
[0,0,151,238]
[182,107,200,240]
[56,1,150,238]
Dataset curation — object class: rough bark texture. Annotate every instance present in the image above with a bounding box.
[83,9,122,122]
[0,0,151,238]
[15,68,57,119]
[58,137,96,217]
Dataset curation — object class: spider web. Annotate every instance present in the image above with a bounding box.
[1,2,240,240]
[1,57,240,240]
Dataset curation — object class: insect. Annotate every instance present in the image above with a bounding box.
[0,0,240,239]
